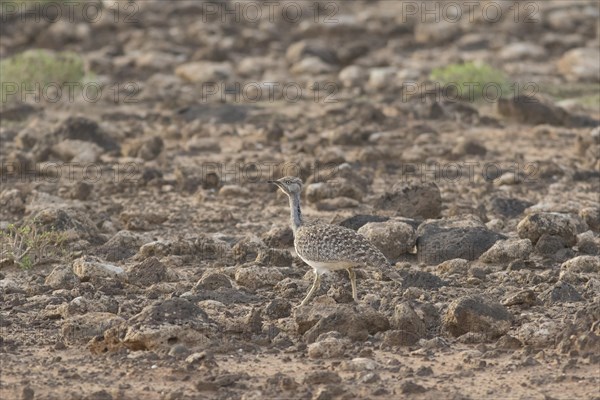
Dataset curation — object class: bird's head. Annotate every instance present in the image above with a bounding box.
[269,176,303,196]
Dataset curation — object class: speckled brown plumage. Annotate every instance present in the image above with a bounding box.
[294,221,389,269]
[269,176,400,306]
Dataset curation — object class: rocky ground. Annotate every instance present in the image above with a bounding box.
[1,1,599,399]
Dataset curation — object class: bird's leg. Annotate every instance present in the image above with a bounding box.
[347,268,358,302]
[300,272,321,307]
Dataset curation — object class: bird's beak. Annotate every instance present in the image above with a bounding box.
[268,180,284,191]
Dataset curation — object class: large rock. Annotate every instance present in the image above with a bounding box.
[294,303,389,343]
[487,197,533,218]
[561,255,600,273]
[51,139,103,163]
[127,257,170,287]
[45,266,80,289]
[121,298,216,351]
[540,281,584,305]
[375,182,442,219]
[32,206,103,244]
[307,332,350,359]
[285,40,338,65]
[95,230,146,262]
[175,61,233,83]
[0,189,25,215]
[515,319,564,348]
[499,42,545,61]
[357,220,416,260]
[443,295,513,339]
[234,265,284,290]
[52,116,119,151]
[385,302,426,346]
[305,180,364,203]
[496,95,575,127]
[557,47,600,82]
[73,256,124,280]
[517,212,585,246]
[61,312,125,344]
[195,272,232,291]
[415,20,461,44]
[479,238,533,264]
[122,136,164,161]
[579,207,600,232]
[417,218,506,265]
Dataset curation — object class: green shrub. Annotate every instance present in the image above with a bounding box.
[0,218,68,270]
[0,49,87,104]
[430,61,511,102]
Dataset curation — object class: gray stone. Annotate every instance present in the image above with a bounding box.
[306,180,364,203]
[45,266,79,289]
[290,57,336,75]
[357,220,416,260]
[436,258,469,277]
[295,303,389,343]
[443,295,513,339]
[417,219,506,265]
[517,212,585,246]
[580,207,600,231]
[400,380,427,394]
[561,255,600,273]
[195,273,232,291]
[307,332,350,359]
[499,42,545,61]
[488,197,533,218]
[302,371,342,385]
[375,182,442,219]
[61,312,125,344]
[535,234,568,256]
[479,239,533,264]
[53,116,119,151]
[385,302,426,346]
[515,319,563,348]
[127,257,168,287]
[415,19,461,44]
[577,231,600,255]
[557,47,600,82]
[95,230,145,262]
[122,298,215,351]
[73,256,124,280]
[541,281,584,304]
[51,139,103,163]
[234,265,284,290]
[262,226,294,248]
[367,67,397,90]
[256,248,293,267]
[33,206,103,244]
[338,65,367,87]
[175,61,233,83]
[400,269,445,289]
[285,41,338,65]
[502,289,537,307]
[232,236,267,264]
[0,189,25,215]
[122,136,163,161]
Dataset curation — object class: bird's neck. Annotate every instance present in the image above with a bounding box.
[288,192,303,232]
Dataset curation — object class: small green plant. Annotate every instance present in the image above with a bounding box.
[0,218,68,270]
[430,61,511,102]
[0,49,87,104]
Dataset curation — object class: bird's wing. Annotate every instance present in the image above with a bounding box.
[296,222,390,269]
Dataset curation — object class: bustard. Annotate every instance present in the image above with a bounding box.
[269,176,398,306]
